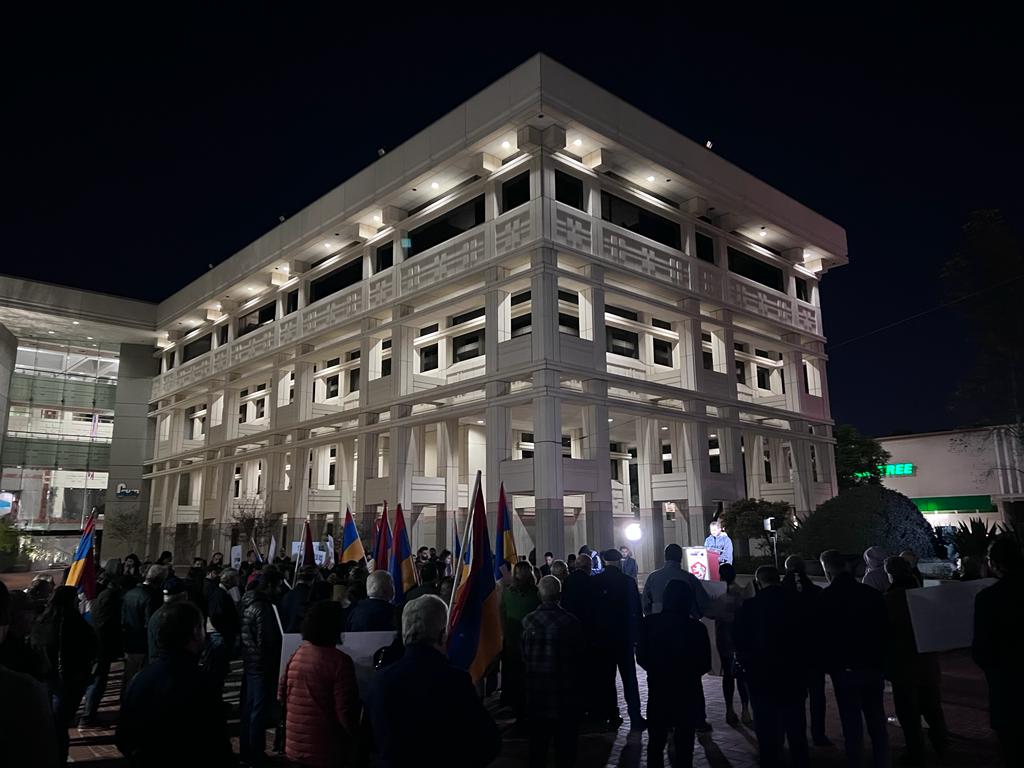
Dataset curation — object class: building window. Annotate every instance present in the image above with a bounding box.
[408,195,485,257]
[255,398,265,419]
[310,258,362,304]
[756,366,771,391]
[662,444,673,474]
[555,170,585,211]
[600,191,681,250]
[380,358,392,377]
[763,447,773,483]
[501,171,530,213]
[420,323,439,336]
[375,242,394,273]
[703,351,715,371]
[182,334,212,362]
[511,314,532,338]
[651,317,672,330]
[727,247,785,293]
[558,313,580,336]
[606,327,639,359]
[233,466,242,498]
[238,403,247,424]
[165,352,176,371]
[709,435,721,473]
[326,375,339,399]
[327,462,336,487]
[695,231,716,263]
[347,349,360,361]
[285,289,299,315]
[217,324,229,346]
[348,368,360,393]
[795,276,810,302]
[453,330,484,362]
[420,344,439,372]
[605,304,639,322]
[511,290,531,306]
[451,307,485,327]
[810,445,820,482]
[653,338,673,367]
[735,360,747,385]
[803,363,811,394]
[558,289,579,305]
[237,302,276,338]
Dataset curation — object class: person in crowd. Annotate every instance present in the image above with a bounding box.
[415,546,431,572]
[704,519,734,565]
[116,600,234,766]
[204,567,241,697]
[862,546,890,592]
[566,553,577,570]
[500,561,541,718]
[203,562,222,606]
[239,549,259,585]
[148,580,189,661]
[734,566,809,768]
[279,600,360,768]
[439,575,455,605]
[0,581,59,768]
[281,565,317,633]
[899,549,925,587]
[539,551,554,578]
[781,555,829,746]
[210,551,224,568]
[972,535,1024,767]
[27,573,54,614]
[956,554,987,580]
[819,549,889,767]
[81,561,125,726]
[560,551,593,622]
[550,559,569,585]
[370,595,499,767]
[592,549,645,731]
[638,579,710,768]
[157,550,174,566]
[617,546,636,580]
[521,575,583,768]
[30,585,97,763]
[0,589,47,680]
[240,569,284,767]
[710,563,750,726]
[643,543,709,619]
[884,556,948,765]
[439,549,454,578]
[122,554,142,591]
[407,560,441,602]
[121,564,167,689]
[347,570,397,631]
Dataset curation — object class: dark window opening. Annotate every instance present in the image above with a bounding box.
[451,307,485,327]
[554,170,585,211]
[557,289,579,304]
[237,302,276,338]
[325,375,339,399]
[606,327,639,359]
[695,231,716,263]
[420,344,438,372]
[380,358,391,377]
[520,450,534,459]
[420,323,439,336]
[381,339,391,350]
[408,195,485,257]
[651,318,672,330]
[764,449,773,483]
[375,242,394,273]
[217,324,229,346]
[348,350,361,361]
[285,289,299,315]
[183,334,212,363]
[558,313,580,336]
[501,171,530,213]
[709,435,721,473]
[756,366,771,391]
[348,368,360,393]
[521,433,534,443]
[453,330,484,362]
[325,357,340,368]
[703,350,715,370]
[795,277,810,302]
[653,338,673,367]
[600,191,681,250]
[328,463,336,486]
[310,258,363,304]
[735,360,747,385]
[727,247,785,293]
[803,363,811,394]
[511,290,531,306]
[511,314,532,338]
[605,304,639,321]
[701,332,712,342]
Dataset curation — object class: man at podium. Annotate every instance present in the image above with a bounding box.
[705,519,734,566]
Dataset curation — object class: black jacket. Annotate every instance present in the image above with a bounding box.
[206,585,240,641]
[347,598,397,632]
[560,570,597,629]
[240,590,282,675]
[91,583,124,661]
[370,644,499,767]
[279,581,312,634]
[734,584,808,695]
[972,574,1024,730]
[590,566,642,650]
[30,611,97,690]
[817,572,887,674]
[121,584,163,655]
[637,580,710,726]
[116,651,235,767]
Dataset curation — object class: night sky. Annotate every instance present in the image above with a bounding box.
[6,9,1021,439]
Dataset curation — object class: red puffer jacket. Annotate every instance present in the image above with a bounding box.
[278,642,360,767]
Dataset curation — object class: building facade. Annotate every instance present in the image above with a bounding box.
[878,427,1024,529]
[1,56,848,574]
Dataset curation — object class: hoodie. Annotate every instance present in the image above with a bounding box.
[862,546,890,592]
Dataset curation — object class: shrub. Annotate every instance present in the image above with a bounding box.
[720,498,794,556]
[789,485,935,562]
[954,518,997,559]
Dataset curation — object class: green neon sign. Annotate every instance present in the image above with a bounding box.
[853,462,915,479]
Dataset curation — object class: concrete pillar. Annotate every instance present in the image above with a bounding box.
[485,382,512,536]
[355,413,379,531]
[582,380,613,550]
[389,404,414,510]
[0,323,16,462]
[532,369,564,563]
[675,299,705,392]
[681,414,712,545]
[435,418,461,550]
[669,421,691,546]
[635,416,665,576]
[484,270,510,374]
[530,249,561,363]
[104,343,157,561]
[580,265,607,369]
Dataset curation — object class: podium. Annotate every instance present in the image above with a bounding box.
[684,546,721,581]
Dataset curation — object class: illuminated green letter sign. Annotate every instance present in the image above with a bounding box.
[853,462,915,479]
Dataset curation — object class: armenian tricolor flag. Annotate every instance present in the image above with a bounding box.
[65,510,98,599]
[448,471,502,683]
[389,504,418,602]
[493,483,517,580]
[340,507,366,563]
[372,503,392,572]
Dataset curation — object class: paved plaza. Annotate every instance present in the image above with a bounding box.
[56,649,999,766]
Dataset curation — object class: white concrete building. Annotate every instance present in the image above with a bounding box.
[878,427,1024,529]
[1,56,848,572]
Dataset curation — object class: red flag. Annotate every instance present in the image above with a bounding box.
[297,519,316,571]
[372,502,392,572]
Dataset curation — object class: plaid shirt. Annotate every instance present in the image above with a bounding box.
[521,603,583,719]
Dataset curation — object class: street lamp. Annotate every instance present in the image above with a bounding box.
[625,522,642,542]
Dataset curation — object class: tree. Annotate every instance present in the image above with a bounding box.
[102,504,147,556]
[720,498,794,556]
[789,485,935,561]
[834,424,891,489]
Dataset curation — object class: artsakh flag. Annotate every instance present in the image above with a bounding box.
[493,483,517,580]
[389,504,418,603]
[65,510,98,599]
[447,471,502,683]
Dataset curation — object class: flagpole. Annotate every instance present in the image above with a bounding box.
[448,470,480,613]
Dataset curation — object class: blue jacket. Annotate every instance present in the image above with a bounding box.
[704,533,734,564]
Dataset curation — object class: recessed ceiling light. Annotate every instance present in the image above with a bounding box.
[501,141,510,149]
[47,330,55,334]
[661,426,669,430]
[281,265,289,273]
[760,227,768,237]
[705,140,713,149]
[646,175,656,182]
[86,336,93,340]
[608,418,614,423]
[476,420,484,425]
[247,287,254,292]
[72,320,80,325]
[573,138,583,147]
[324,243,332,249]
[372,214,381,222]
[431,182,439,190]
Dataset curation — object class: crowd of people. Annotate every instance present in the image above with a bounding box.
[0,522,1021,767]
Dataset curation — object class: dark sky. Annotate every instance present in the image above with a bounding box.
[6,8,1022,438]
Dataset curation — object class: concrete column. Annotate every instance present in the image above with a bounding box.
[435,418,461,550]
[484,270,510,375]
[669,421,691,546]
[391,305,415,398]
[635,416,665,576]
[582,380,613,550]
[532,369,564,563]
[580,265,608,369]
[788,422,815,516]
[530,249,561,363]
[681,415,713,545]
[104,344,157,561]
[782,333,809,414]
[355,413,379,531]
[485,382,512,535]
[0,323,16,462]
[710,310,737,394]
[675,299,705,392]
[389,404,414,509]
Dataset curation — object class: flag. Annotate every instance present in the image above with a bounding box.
[447,471,502,683]
[493,483,517,580]
[250,536,264,563]
[372,503,392,572]
[267,535,278,564]
[295,519,315,573]
[341,507,366,563]
[326,534,335,567]
[65,510,98,599]
[389,504,418,602]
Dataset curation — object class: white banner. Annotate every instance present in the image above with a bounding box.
[279,630,396,699]
[229,545,242,570]
[685,547,710,581]
[906,578,995,653]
